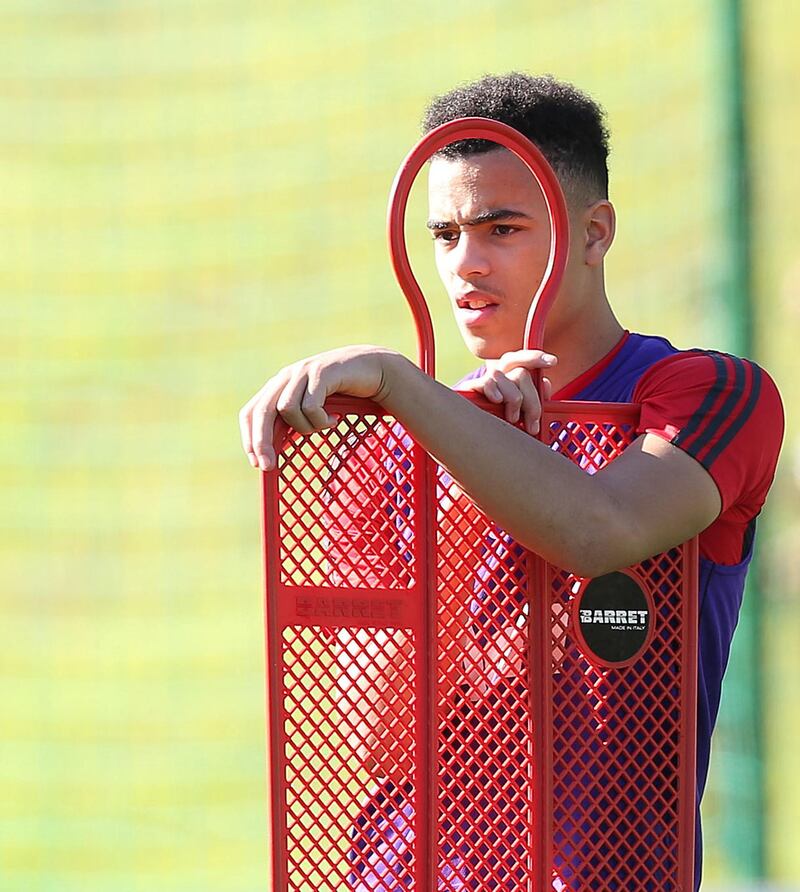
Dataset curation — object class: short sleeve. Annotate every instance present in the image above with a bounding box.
[632,351,784,519]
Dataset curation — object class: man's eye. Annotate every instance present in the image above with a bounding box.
[494,224,517,236]
[433,230,458,243]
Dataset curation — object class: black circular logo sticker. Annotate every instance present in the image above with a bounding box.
[574,571,652,666]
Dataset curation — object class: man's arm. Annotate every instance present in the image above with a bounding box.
[240,345,721,577]
[377,353,721,577]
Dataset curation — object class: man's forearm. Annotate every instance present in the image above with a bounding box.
[378,354,633,576]
[240,344,719,570]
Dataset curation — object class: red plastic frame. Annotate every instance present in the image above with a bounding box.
[261,119,698,891]
[387,116,570,379]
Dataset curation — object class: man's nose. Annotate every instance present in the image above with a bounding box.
[451,232,491,279]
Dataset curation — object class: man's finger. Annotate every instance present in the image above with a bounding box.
[495,349,557,374]
[241,367,296,471]
[457,374,504,403]
[238,398,259,467]
[251,398,278,471]
[507,367,542,435]
[275,370,318,435]
[492,373,524,424]
[302,365,340,429]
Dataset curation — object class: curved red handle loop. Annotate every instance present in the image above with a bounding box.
[387,117,570,378]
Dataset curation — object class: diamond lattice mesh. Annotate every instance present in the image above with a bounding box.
[278,416,415,589]
[281,625,417,891]
[547,555,686,890]
[544,416,688,891]
[267,406,694,891]
[436,468,536,887]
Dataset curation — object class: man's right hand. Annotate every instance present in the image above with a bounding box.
[238,345,403,471]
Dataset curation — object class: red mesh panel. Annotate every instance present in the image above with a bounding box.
[280,625,417,891]
[277,415,415,589]
[263,398,697,892]
[546,556,689,889]
[540,409,696,891]
[436,469,536,888]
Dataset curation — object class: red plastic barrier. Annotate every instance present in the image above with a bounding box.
[261,119,698,891]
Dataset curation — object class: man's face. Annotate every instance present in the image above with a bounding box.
[427,148,556,360]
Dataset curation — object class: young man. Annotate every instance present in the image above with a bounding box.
[240,73,783,889]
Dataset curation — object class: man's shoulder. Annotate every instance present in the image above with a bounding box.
[632,344,782,409]
[632,344,783,522]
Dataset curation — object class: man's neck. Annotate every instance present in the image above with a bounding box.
[544,301,625,395]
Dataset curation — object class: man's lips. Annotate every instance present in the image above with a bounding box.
[455,290,500,309]
[456,291,500,326]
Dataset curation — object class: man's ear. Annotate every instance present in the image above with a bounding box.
[582,200,616,266]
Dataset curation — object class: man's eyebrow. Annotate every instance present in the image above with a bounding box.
[426,209,532,230]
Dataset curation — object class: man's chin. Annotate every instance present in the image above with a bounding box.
[459,330,489,359]
[462,335,504,362]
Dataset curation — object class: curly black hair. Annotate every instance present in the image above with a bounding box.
[422,72,610,202]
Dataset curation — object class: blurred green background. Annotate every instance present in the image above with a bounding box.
[2,1,798,890]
